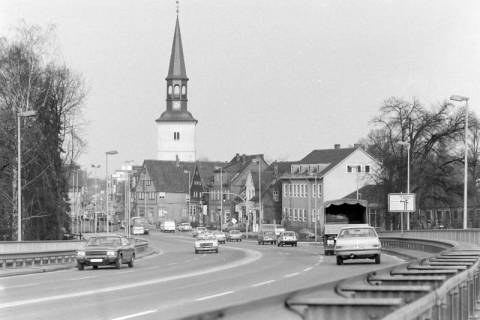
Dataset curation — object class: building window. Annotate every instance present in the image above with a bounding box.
[365,165,370,173]
[138,192,144,200]
[145,179,151,186]
[283,184,287,197]
[148,192,155,200]
[312,209,317,222]
[273,190,279,202]
[317,184,322,197]
[300,184,304,197]
[174,132,180,140]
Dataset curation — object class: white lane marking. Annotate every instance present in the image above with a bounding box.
[0,283,41,289]
[167,262,178,266]
[252,280,275,287]
[196,291,234,301]
[303,267,313,272]
[118,270,136,275]
[111,309,158,320]
[0,246,262,309]
[284,272,300,278]
[68,276,97,281]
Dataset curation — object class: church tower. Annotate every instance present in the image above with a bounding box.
[156,13,197,162]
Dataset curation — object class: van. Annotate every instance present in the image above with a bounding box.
[261,224,285,237]
[161,221,176,232]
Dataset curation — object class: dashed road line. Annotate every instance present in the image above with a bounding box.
[252,280,275,287]
[112,309,158,320]
[303,267,313,272]
[0,283,41,290]
[196,290,234,301]
[284,272,300,278]
[68,276,97,281]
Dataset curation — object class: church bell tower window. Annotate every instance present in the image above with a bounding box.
[174,85,180,97]
[181,85,186,96]
[168,85,172,96]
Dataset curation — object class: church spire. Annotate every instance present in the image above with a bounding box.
[166,15,188,80]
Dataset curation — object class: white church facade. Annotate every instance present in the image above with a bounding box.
[156,16,197,162]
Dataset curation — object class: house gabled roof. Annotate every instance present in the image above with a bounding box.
[143,160,194,193]
[196,161,227,188]
[300,147,357,175]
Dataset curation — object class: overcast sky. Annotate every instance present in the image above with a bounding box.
[1,0,479,175]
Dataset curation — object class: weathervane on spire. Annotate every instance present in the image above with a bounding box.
[176,0,179,16]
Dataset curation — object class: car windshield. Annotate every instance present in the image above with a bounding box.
[87,237,121,247]
[198,233,216,240]
[338,228,376,238]
[264,232,275,236]
[230,230,240,234]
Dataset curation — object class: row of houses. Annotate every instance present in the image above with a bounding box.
[115,144,379,232]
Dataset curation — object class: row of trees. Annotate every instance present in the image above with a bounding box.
[362,97,479,229]
[0,25,86,240]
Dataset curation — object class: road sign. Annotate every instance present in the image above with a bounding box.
[388,193,416,212]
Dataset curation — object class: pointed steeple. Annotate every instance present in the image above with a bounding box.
[166,17,188,80]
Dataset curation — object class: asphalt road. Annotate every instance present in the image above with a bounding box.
[0,232,405,320]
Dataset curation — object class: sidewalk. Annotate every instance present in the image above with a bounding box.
[0,246,158,278]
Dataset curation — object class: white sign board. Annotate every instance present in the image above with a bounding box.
[388,193,416,212]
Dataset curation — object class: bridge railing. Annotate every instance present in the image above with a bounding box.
[380,229,480,246]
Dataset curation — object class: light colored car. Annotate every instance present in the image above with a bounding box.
[226,230,242,242]
[178,223,193,232]
[277,231,297,247]
[334,226,381,265]
[213,230,226,244]
[194,232,219,254]
[161,220,176,232]
[193,226,207,237]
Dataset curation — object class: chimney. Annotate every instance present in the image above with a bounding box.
[176,155,179,167]
[235,153,240,162]
[274,163,279,177]
[334,144,341,149]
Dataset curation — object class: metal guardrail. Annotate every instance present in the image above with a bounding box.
[183,236,479,320]
[0,237,149,269]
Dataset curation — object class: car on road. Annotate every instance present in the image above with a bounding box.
[277,231,298,247]
[193,226,207,237]
[213,230,226,244]
[258,231,277,245]
[178,222,193,232]
[131,217,150,235]
[76,235,135,270]
[334,226,381,265]
[226,229,243,242]
[194,232,219,254]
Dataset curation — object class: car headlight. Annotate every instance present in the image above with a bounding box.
[77,250,85,257]
[107,251,117,257]
[372,244,381,248]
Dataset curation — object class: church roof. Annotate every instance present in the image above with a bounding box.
[156,110,197,122]
[166,17,188,80]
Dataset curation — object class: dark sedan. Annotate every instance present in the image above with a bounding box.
[76,235,135,270]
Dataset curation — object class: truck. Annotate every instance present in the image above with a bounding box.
[322,198,368,255]
[160,220,176,232]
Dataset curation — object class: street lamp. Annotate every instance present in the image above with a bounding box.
[214,166,224,231]
[17,110,37,241]
[184,169,191,221]
[252,159,262,232]
[397,141,411,231]
[91,164,101,233]
[450,94,469,229]
[105,150,118,233]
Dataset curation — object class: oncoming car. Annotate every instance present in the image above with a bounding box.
[194,232,219,254]
[76,235,135,270]
[334,226,381,265]
[226,230,242,242]
[258,231,277,245]
[212,230,226,244]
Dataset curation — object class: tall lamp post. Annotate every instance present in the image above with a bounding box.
[91,164,101,233]
[184,169,191,221]
[105,150,118,233]
[397,141,411,231]
[451,94,469,229]
[17,110,37,241]
[252,159,262,232]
